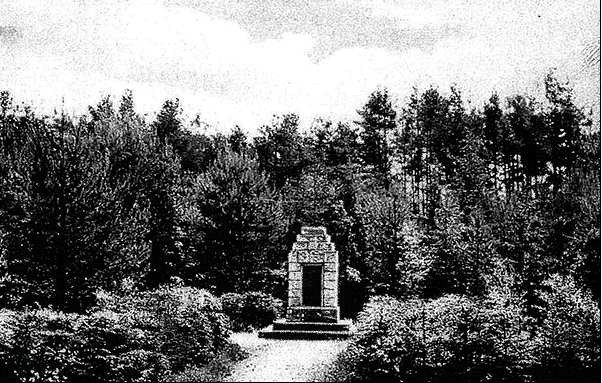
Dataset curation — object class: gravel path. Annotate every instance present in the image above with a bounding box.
[223,332,349,382]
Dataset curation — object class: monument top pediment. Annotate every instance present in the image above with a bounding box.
[300,226,327,236]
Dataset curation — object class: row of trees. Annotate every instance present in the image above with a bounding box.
[0,72,599,323]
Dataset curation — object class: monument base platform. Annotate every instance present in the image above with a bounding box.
[258,319,352,340]
[286,306,340,323]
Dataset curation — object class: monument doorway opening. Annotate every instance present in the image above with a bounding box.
[302,264,322,307]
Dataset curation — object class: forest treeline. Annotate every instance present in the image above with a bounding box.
[0,72,599,380]
[1,72,599,314]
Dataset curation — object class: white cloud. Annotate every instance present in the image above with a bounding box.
[0,0,599,135]
[337,0,599,116]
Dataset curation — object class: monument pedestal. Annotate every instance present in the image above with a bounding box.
[258,319,352,340]
[259,226,352,340]
[287,306,339,323]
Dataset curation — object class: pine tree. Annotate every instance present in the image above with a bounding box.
[544,72,588,194]
[228,125,248,155]
[328,122,361,168]
[192,149,290,294]
[357,89,397,190]
[416,87,449,224]
[153,99,183,144]
[253,113,310,189]
[483,93,504,192]
[0,95,156,311]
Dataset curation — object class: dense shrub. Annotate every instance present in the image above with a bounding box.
[0,309,17,380]
[95,283,231,370]
[220,291,284,331]
[0,284,231,382]
[1,309,84,382]
[332,286,600,382]
[533,274,601,382]
[112,350,171,382]
[0,308,172,382]
[73,310,170,382]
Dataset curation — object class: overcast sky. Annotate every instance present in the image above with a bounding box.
[0,0,599,134]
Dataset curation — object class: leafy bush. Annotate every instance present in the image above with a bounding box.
[330,269,601,383]
[0,284,231,382]
[0,308,171,382]
[533,274,601,381]
[0,309,19,382]
[333,294,542,382]
[220,291,283,332]
[95,283,231,370]
[0,308,84,382]
[73,310,169,382]
[112,350,171,382]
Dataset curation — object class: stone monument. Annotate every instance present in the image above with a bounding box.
[259,226,351,339]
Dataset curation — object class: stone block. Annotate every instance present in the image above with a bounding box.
[288,262,301,272]
[301,226,327,236]
[324,289,337,307]
[324,281,337,292]
[298,251,323,263]
[318,242,335,251]
[289,271,301,281]
[308,241,318,250]
[324,296,337,307]
[301,234,331,242]
[324,262,338,272]
[324,271,337,281]
[293,242,308,250]
[299,233,330,242]
[293,250,308,262]
[324,287,337,296]
[288,295,301,307]
[324,279,337,291]
[289,279,302,291]
[297,250,310,258]
[323,298,337,308]
[287,306,339,323]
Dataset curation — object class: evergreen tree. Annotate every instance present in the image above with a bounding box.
[192,149,290,295]
[329,122,360,167]
[228,125,248,155]
[483,93,505,191]
[357,89,397,190]
[354,183,412,296]
[153,99,183,144]
[544,72,588,194]
[0,95,156,311]
[253,113,310,189]
[416,87,449,225]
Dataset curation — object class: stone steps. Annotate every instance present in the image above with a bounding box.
[258,324,352,340]
[258,319,353,340]
[272,319,352,332]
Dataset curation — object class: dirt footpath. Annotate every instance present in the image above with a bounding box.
[223,332,348,382]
